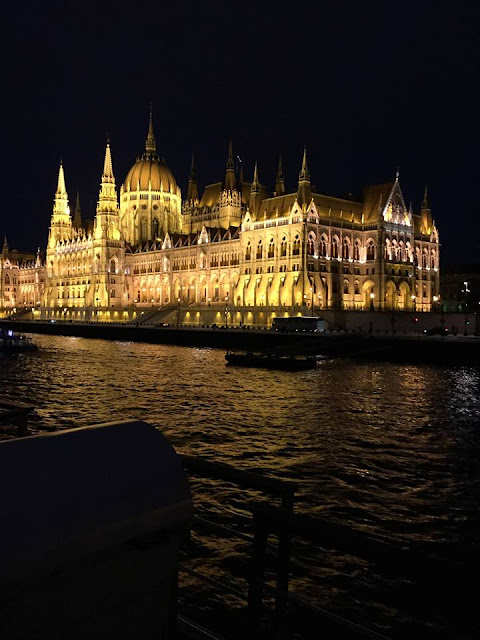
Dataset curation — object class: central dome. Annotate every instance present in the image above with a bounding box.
[122,110,177,193]
[123,156,177,193]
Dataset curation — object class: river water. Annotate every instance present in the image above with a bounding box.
[1,335,479,638]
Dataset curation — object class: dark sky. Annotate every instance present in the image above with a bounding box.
[2,0,479,266]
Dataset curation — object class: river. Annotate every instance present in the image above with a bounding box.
[1,334,479,638]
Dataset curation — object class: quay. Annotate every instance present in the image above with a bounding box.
[5,319,480,366]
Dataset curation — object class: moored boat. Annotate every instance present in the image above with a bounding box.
[225,351,316,371]
[0,328,38,353]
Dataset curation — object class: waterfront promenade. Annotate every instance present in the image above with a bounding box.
[5,319,480,365]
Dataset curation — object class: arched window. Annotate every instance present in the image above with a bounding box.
[367,241,375,260]
[5,274,10,285]
[343,279,350,294]
[353,241,360,261]
[268,238,275,259]
[256,240,263,260]
[430,251,436,269]
[293,235,300,256]
[152,218,159,238]
[320,236,327,257]
[342,238,350,260]
[110,259,116,274]
[280,237,287,257]
[422,249,428,269]
[140,218,148,241]
[331,237,339,259]
[307,236,314,256]
[354,280,360,295]
[245,242,251,261]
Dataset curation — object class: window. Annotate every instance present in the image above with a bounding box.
[245,242,251,261]
[292,235,300,256]
[353,242,360,261]
[268,239,275,258]
[320,237,327,257]
[307,236,314,256]
[366,242,375,260]
[343,279,349,294]
[331,238,339,259]
[280,237,287,257]
[256,240,263,260]
[342,239,350,260]
[354,280,360,295]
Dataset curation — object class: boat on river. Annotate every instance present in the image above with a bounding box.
[225,350,317,371]
[0,328,38,354]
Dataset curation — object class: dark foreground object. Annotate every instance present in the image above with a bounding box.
[0,420,192,640]
[226,350,317,370]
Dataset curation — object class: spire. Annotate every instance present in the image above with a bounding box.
[2,236,8,255]
[224,140,236,191]
[422,185,430,209]
[74,191,83,229]
[187,152,199,202]
[298,147,310,183]
[395,166,400,181]
[56,160,67,195]
[145,104,157,154]
[102,141,115,183]
[297,147,311,207]
[249,161,262,215]
[251,161,260,192]
[97,140,118,214]
[275,155,285,196]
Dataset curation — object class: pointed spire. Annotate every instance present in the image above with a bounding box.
[297,147,311,207]
[187,152,199,202]
[145,103,156,154]
[74,191,83,229]
[395,166,400,181]
[251,161,260,191]
[422,185,430,209]
[102,141,114,182]
[224,140,236,191]
[57,160,67,195]
[275,155,285,196]
[2,236,8,255]
[299,146,310,183]
[249,162,262,216]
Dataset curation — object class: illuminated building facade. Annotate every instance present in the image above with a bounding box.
[0,114,440,324]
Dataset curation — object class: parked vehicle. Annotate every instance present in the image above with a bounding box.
[423,326,448,336]
[272,316,325,333]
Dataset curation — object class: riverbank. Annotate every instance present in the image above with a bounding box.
[4,320,480,365]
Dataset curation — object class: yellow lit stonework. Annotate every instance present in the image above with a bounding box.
[0,115,440,323]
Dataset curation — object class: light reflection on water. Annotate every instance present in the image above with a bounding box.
[1,334,479,637]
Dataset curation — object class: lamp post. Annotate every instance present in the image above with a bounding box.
[462,281,470,336]
[95,297,99,322]
[411,295,416,312]
[224,295,229,328]
[63,307,67,322]
[369,291,374,311]
[176,297,181,327]
[310,287,314,316]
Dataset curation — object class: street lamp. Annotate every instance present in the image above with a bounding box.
[369,291,374,311]
[462,282,470,335]
[411,295,416,312]
[176,297,181,327]
[310,287,314,316]
[224,295,229,328]
[63,307,67,322]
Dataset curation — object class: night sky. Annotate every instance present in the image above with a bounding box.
[2,1,479,266]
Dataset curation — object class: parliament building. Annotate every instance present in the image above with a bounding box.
[0,114,440,326]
